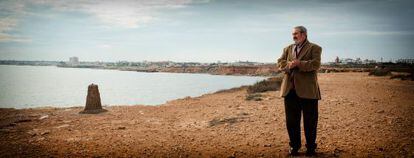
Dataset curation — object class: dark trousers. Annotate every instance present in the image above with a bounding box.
[284,89,318,150]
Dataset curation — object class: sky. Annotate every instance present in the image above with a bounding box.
[0,0,413,63]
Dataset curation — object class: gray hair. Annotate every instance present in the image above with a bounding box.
[294,26,307,35]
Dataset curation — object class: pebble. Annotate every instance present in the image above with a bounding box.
[55,124,70,129]
[39,115,49,120]
[40,130,50,136]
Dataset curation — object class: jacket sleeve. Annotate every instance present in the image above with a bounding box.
[277,47,289,71]
[297,45,322,72]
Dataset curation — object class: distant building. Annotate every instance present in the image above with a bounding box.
[335,56,340,64]
[232,60,260,66]
[355,57,362,64]
[342,58,354,64]
[362,59,376,64]
[331,57,377,65]
[396,58,414,64]
[69,57,79,65]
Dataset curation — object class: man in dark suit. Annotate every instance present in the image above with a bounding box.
[277,26,322,156]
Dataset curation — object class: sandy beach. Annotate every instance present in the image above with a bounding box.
[0,72,413,157]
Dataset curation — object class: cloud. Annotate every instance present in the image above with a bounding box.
[321,30,414,36]
[0,17,31,42]
[30,0,205,28]
[0,33,31,42]
[0,0,31,42]
[0,0,209,42]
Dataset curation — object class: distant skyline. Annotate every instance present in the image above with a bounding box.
[0,0,413,63]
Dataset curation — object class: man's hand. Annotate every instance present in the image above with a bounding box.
[288,59,300,69]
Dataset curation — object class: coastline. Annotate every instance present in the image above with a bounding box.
[0,62,385,77]
[1,72,413,157]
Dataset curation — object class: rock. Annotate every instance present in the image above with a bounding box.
[27,131,37,137]
[36,137,45,142]
[333,148,342,157]
[79,84,107,114]
[55,124,70,129]
[118,126,126,130]
[15,118,32,123]
[40,130,50,136]
[264,144,272,147]
[228,152,236,158]
[239,112,249,116]
[39,115,49,120]
[376,110,385,113]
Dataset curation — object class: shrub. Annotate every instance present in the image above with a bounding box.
[246,76,282,94]
[245,93,263,101]
[390,72,412,80]
[368,68,391,76]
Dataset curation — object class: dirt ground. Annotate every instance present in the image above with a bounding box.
[0,72,413,157]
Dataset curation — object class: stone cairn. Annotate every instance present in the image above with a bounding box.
[79,84,107,114]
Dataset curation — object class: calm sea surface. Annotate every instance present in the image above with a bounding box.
[0,65,267,109]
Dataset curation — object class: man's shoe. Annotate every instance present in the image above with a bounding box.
[288,147,300,156]
[305,149,317,157]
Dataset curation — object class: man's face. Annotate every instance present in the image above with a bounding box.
[292,29,306,44]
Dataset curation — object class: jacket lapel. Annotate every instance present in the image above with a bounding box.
[297,41,311,60]
[287,45,294,61]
